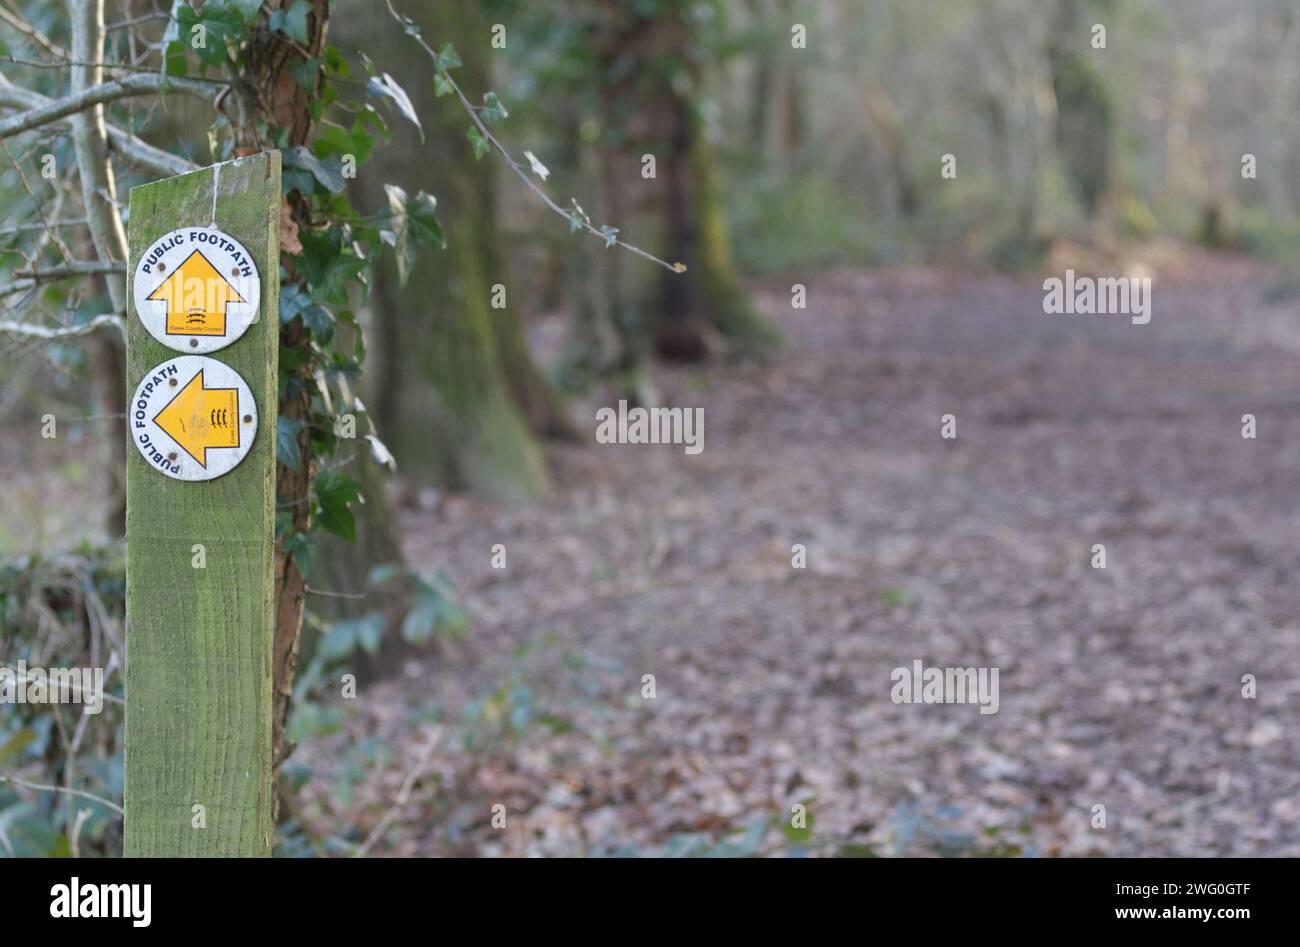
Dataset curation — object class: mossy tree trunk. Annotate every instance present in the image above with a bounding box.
[566,0,778,376]
[344,0,563,501]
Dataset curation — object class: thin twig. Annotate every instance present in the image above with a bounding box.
[0,773,124,816]
[0,2,66,58]
[384,0,685,275]
[0,137,74,263]
[304,585,368,600]
[0,312,124,339]
[353,727,445,857]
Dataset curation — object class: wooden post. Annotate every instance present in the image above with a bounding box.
[123,152,280,856]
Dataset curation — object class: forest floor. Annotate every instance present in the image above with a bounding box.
[299,253,1300,857]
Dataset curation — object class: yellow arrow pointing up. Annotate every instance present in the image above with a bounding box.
[146,249,246,337]
[154,369,240,467]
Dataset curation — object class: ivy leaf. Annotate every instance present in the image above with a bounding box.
[176,4,245,67]
[367,72,423,142]
[281,529,317,579]
[436,43,461,69]
[163,39,189,78]
[523,150,550,181]
[366,433,397,472]
[282,145,345,194]
[384,184,444,287]
[599,225,620,248]
[433,73,453,97]
[368,564,404,586]
[400,595,438,645]
[467,126,490,160]
[401,577,467,645]
[279,283,332,344]
[320,612,385,661]
[393,11,422,39]
[277,415,304,472]
[268,0,312,45]
[290,57,320,91]
[314,469,363,542]
[567,210,583,234]
[481,91,508,124]
[227,0,264,23]
[315,255,367,307]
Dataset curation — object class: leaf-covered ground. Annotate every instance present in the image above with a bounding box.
[298,255,1300,856]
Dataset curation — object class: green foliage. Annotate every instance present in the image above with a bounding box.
[383,185,445,287]
[466,125,490,160]
[313,469,363,542]
[156,4,446,566]
[0,546,126,857]
[286,565,469,750]
[728,172,892,275]
[1238,207,1300,262]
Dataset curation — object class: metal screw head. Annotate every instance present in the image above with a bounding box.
[242,414,252,424]
[169,377,178,387]
[167,452,177,461]
[189,339,198,348]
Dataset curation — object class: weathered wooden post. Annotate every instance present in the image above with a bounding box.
[123,152,280,856]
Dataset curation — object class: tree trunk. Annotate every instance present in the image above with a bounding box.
[342,0,562,501]
[239,0,332,802]
[584,1,778,367]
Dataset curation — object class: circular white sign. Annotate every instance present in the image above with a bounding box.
[132,227,261,353]
[130,356,258,482]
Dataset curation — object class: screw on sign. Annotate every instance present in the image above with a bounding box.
[129,355,258,481]
[132,226,261,353]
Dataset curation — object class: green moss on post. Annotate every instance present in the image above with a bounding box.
[123,153,280,857]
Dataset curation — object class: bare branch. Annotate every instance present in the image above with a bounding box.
[106,122,197,176]
[106,11,174,33]
[67,0,128,307]
[0,261,125,301]
[0,69,223,140]
[0,312,124,339]
[0,2,66,58]
[0,75,196,177]
[0,774,124,816]
[0,217,89,235]
[7,260,125,281]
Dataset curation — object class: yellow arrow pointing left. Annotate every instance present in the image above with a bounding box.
[154,369,240,467]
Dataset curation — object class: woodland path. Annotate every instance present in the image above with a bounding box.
[303,255,1300,857]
